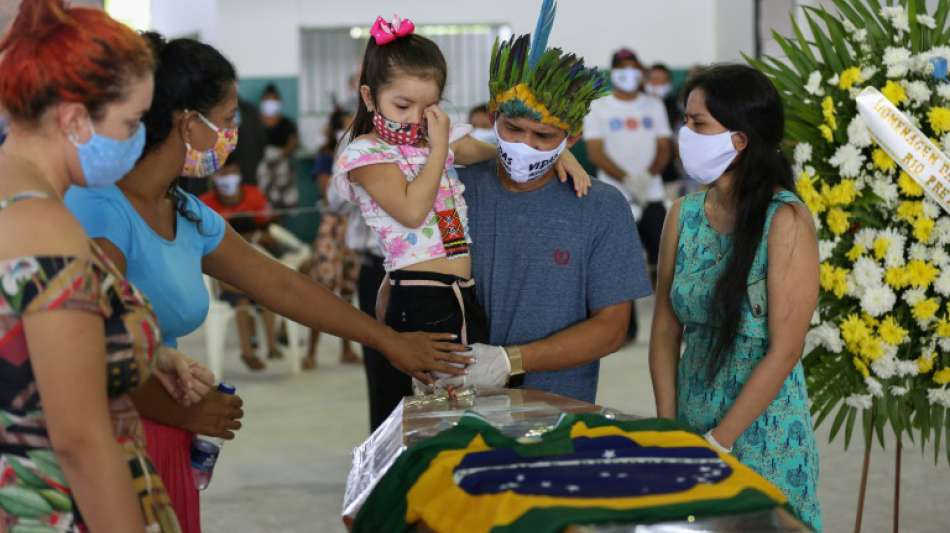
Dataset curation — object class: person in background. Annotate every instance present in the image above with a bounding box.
[66,32,468,532]
[584,48,672,343]
[258,83,299,212]
[468,104,495,144]
[646,63,685,201]
[200,155,283,370]
[235,97,267,185]
[0,2,213,531]
[306,107,361,369]
[649,64,822,531]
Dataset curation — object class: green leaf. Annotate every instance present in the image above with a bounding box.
[887,394,903,442]
[791,15,819,65]
[804,9,845,72]
[874,401,887,448]
[935,405,945,464]
[829,401,851,442]
[863,405,874,448]
[814,394,839,429]
[809,6,854,68]
[771,31,815,77]
[847,0,890,47]
[844,404,859,449]
[935,0,950,44]
[908,0,922,51]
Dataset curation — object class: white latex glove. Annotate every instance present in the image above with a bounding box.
[434,343,511,389]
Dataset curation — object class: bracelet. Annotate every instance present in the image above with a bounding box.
[503,345,526,376]
[704,430,732,454]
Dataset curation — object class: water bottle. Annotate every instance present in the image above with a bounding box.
[191,382,236,490]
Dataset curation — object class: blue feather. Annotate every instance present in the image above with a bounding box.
[528,0,556,71]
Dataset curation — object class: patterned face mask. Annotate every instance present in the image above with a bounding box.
[373,110,426,146]
[182,112,238,178]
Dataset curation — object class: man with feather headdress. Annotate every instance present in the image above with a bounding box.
[451,0,652,402]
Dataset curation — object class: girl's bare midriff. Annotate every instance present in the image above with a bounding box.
[402,255,472,279]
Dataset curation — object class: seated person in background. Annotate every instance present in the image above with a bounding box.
[200,156,282,370]
[468,103,495,145]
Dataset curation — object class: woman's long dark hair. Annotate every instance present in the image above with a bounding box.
[684,64,797,381]
[319,107,352,156]
[140,32,237,230]
[347,34,447,142]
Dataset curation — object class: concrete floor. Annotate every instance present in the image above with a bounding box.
[182,298,950,533]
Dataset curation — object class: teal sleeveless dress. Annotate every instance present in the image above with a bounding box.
[670,190,822,531]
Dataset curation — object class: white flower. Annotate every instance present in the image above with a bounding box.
[942,133,950,157]
[936,217,950,244]
[819,239,838,262]
[861,285,896,317]
[905,80,932,105]
[794,142,813,166]
[891,385,909,396]
[846,393,873,410]
[909,243,930,261]
[881,6,910,34]
[860,66,877,80]
[810,308,821,326]
[805,71,824,96]
[853,257,885,288]
[816,322,844,353]
[865,377,884,397]
[884,47,912,78]
[875,228,907,268]
[932,248,950,267]
[923,199,941,219]
[871,176,900,208]
[903,288,926,306]
[917,15,937,29]
[871,352,899,379]
[927,387,950,408]
[855,29,869,43]
[828,73,840,86]
[935,269,950,297]
[854,228,877,248]
[897,361,919,378]
[842,19,858,33]
[938,83,950,101]
[941,338,950,353]
[830,144,866,178]
[847,115,873,148]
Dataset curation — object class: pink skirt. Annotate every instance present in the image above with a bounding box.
[143,418,201,533]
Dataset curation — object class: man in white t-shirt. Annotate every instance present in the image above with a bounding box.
[583,48,671,286]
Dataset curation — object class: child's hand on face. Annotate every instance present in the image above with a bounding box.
[424,105,451,151]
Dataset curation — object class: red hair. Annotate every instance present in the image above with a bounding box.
[0,0,154,123]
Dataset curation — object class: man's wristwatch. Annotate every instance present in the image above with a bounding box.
[503,345,526,376]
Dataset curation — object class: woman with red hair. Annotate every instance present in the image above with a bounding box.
[0,1,210,531]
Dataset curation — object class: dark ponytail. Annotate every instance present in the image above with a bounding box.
[683,64,797,381]
[347,34,447,142]
[140,31,237,232]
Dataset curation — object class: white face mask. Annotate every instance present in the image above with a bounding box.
[678,126,738,185]
[646,83,673,99]
[495,123,567,183]
[470,127,496,145]
[213,173,242,196]
[261,99,282,118]
[611,67,642,93]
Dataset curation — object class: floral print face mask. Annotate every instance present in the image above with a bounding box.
[182,112,238,178]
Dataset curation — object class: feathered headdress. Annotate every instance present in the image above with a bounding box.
[488,0,609,137]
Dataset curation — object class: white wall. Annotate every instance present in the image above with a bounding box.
[150,0,217,41]
[206,0,755,78]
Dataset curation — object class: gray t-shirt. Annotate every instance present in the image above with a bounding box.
[459,161,652,403]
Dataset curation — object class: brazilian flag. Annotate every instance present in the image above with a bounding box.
[354,413,792,533]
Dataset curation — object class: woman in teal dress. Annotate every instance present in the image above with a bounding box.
[648,65,822,531]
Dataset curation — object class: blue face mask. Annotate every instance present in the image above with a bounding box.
[71,122,146,188]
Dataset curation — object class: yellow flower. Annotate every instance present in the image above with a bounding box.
[905,260,939,289]
[935,316,950,337]
[878,316,908,345]
[826,208,851,235]
[822,180,858,206]
[841,314,871,347]
[872,148,896,173]
[882,80,908,105]
[897,201,924,223]
[822,96,837,130]
[928,106,950,134]
[839,67,863,90]
[796,171,826,214]
[853,357,870,378]
[819,124,834,143]
[885,267,909,289]
[918,352,936,374]
[846,244,865,261]
[913,298,940,321]
[859,337,884,362]
[935,368,950,385]
[914,216,935,242]
[820,263,850,298]
[898,171,924,197]
[873,237,891,261]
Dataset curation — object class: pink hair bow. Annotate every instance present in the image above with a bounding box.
[370,14,415,45]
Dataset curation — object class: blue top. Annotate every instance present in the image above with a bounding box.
[65,185,226,347]
[459,161,652,403]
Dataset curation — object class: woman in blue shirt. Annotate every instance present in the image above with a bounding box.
[66,33,470,532]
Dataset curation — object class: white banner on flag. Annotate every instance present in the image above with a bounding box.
[855,87,950,215]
